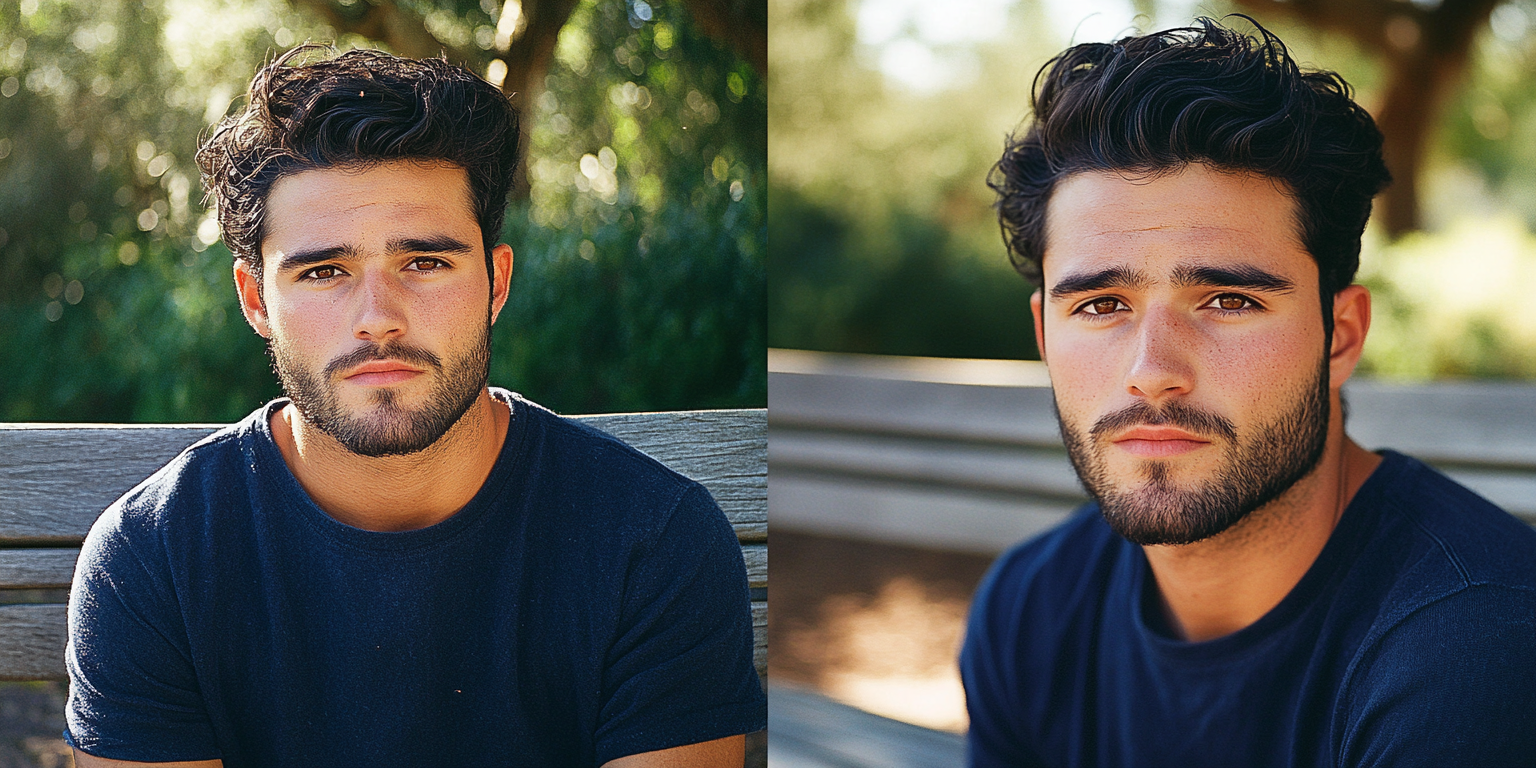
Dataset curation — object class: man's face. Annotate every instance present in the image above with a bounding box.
[235,159,511,457]
[1032,164,1333,546]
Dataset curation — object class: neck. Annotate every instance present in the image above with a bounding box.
[269,389,511,532]
[1141,401,1381,642]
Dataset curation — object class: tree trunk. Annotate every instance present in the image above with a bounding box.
[1231,0,1497,237]
[497,0,582,200]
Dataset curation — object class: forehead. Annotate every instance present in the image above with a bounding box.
[261,160,477,257]
[1042,165,1315,286]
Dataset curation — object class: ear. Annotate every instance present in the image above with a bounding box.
[488,243,514,325]
[1030,289,1046,363]
[1328,284,1371,389]
[233,258,272,339]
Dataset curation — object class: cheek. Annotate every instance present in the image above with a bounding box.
[1042,333,1113,418]
[1199,323,1322,413]
[410,282,491,341]
[266,297,343,354]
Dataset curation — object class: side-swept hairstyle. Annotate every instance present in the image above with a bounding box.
[196,46,519,284]
[991,17,1390,329]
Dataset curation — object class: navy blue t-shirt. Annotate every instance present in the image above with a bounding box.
[66,389,766,766]
[961,450,1536,767]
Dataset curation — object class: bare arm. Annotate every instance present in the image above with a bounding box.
[602,735,744,768]
[71,750,223,768]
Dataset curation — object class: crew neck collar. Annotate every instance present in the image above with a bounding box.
[1129,450,1410,662]
[242,387,529,553]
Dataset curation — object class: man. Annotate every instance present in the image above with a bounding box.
[961,18,1536,767]
[64,48,765,767]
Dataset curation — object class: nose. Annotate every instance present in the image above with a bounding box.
[352,270,407,342]
[1123,305,1194,402]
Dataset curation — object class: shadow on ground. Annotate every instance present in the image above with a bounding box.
[768,530,996,731]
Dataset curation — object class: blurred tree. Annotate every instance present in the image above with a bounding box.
[1232,0,1501,236]
[0,0,764,421]
[284,0,763,197]
[769,0,1536,377]
[766,0,1041,361]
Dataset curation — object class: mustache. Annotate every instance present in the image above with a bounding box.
[324,341,442,379]
[1089,399,1237,443]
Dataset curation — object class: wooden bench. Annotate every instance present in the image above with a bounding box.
[767,682,964,767]
[0,409,767,685]
[767,348,1536,759]
[770,348,1536,552]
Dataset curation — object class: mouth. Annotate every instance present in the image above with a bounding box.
[342,360,427,386]
[1110,426,1213,458]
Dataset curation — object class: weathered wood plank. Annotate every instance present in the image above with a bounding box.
[0,549,79,589]
[0,426,220,543]
[742,543,766,591]
[770,354,1536,552]
[769,351,1536,468]
[0,410,769,684]
[0,604,67,681]
[767,682,964,768]
[0,410,767,544]
[769,370,1064,447]
[771,472,1077,554]
[771,430,1083,501]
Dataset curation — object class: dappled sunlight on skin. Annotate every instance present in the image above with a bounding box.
[786,577,972,732]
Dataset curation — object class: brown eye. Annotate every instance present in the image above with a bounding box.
[307,266,338,280]
[1090,298,1120,315]
[1217,295,1248,310]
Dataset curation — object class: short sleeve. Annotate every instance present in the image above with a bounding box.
[1337,585,1536,767]
[65,506,221,761]
[960,553,1046,768]
[593,484,766,764]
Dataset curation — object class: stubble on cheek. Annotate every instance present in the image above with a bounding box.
[1054,354,1330,546]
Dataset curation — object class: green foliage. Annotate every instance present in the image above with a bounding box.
[1356,217,1536,380]
[768,184,1034,359]
[1438,0,1536,227]
[0,0,763,421]
[767,0,1050,361]
[501,0,765,412]
[768,0,1536,379]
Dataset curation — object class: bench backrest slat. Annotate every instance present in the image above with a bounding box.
[0,409,767,682]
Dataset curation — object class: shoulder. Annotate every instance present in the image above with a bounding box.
[962,507,1124,766]
[504,391,696,490]
[82,407,267,563]
[498,391,728,542]
[971,506,1126,623]
[1333,452,1536,764]
[963,505,1126,673]
[1368,451,1536,604]
[1337,584,1536,765]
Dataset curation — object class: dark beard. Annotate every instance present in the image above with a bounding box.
[268,324,490,458]
[1057,354,1330,546]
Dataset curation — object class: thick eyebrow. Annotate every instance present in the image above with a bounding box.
[274,235,475,274]
[385,235,476,257]
[1047,266,1151,301]
[275,244,360,273]
[1171,263,1296,293]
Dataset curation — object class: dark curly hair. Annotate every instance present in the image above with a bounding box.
[196,46,519,286]
[992,17,1390,327]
